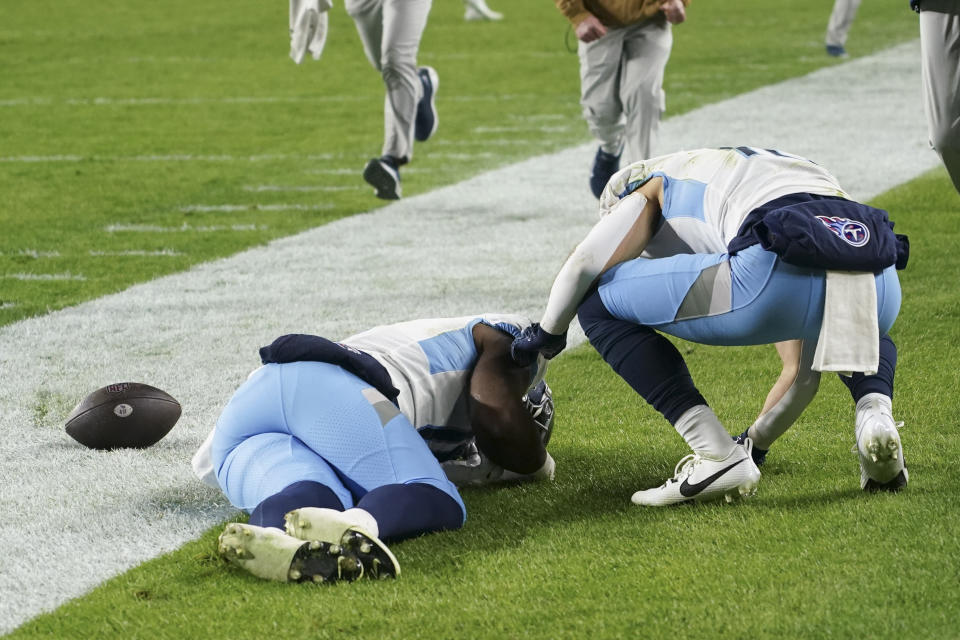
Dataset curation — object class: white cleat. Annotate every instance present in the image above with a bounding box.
[285,508,400,579]
[217,523,364,583]
[631,439,761,507]
[854,394,908,492]
[464,0,503,21]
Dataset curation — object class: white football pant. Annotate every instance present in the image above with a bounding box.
[345,0,433,162]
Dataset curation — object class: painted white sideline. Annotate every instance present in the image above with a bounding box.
[0,40,939,632]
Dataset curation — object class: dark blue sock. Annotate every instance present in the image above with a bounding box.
[578,290,707,424]
[356,483,464,542]
[839,334,897,402]
[248,480,344,529]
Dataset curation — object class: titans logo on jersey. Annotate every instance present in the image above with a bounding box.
[816,216,870,247]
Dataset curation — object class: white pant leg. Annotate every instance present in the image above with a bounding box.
[345,0,385,69]
[825,0,862,48]
[920,8,960,193]
[618,17,672,163]
[578,28,627,155]
[345,0,431,162]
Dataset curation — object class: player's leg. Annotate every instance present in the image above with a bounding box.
[920,7,960,193]
[618,16,671,164]
[280,362,465,542]
[211,370,375,583]
[216,437,376,583]
[825,0,862,56]
[358,0,433,200]
[578,27,627,197]
[839,334,908,491]
[577,289,760,507]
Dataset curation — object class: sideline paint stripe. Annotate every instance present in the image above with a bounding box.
[0,41,940,633]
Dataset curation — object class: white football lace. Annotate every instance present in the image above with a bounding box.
[668,453,701,484]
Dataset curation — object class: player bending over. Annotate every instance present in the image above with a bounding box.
[512,146,909,506]
[193,314,555,583]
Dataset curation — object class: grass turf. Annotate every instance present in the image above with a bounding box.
[4,0,958,638]
[7,168,959,639]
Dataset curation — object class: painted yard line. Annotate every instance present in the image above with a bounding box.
[2,273,86,281]
[0,153,341,164]
[0,93,555,108]
[89,250,183,257]
[473,126,575,134]
[242,185,364,192]
[433,139,547,146]
[0,40,938,633]
[105,223,268,232]
[178,204,334,213]
[0,250,62,258]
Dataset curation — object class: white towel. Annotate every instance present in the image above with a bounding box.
[289,0,333,64]
[812,270,879,376]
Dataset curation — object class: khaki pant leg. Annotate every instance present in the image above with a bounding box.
[825,0,862,48]
[618,17,672,164]
[578,28,628,155]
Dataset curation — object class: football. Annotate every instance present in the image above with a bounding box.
[64,382,181,450]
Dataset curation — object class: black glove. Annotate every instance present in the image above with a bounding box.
[510,323,567,367]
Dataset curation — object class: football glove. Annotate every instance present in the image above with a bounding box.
[510,323,567,367]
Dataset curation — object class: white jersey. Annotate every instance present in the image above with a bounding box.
[599,147,849,256]
[343,313,538,464]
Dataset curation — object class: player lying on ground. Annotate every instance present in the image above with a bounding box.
[512,146,909,506]
[192,314,555,583]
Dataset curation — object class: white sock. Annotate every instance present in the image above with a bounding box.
[673,405,737,459]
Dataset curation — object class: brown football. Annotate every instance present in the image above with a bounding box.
[64,382,181,450]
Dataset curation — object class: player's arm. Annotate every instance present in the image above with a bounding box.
[511,179,663,365]
[747,340,821,446]
[468,323,553,477]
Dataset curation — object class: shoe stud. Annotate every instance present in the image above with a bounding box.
[359,541,372,554]
[289,569,301,581]
[871,453,879,462]
[308,540,321,550]
[329,544,340,554]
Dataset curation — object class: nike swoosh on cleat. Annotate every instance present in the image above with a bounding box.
[678,458,747,497]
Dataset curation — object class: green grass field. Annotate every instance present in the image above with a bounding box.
[4,0,960,638]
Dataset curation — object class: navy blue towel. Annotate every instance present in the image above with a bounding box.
[728,193,909,272]
[259,334,401,406]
